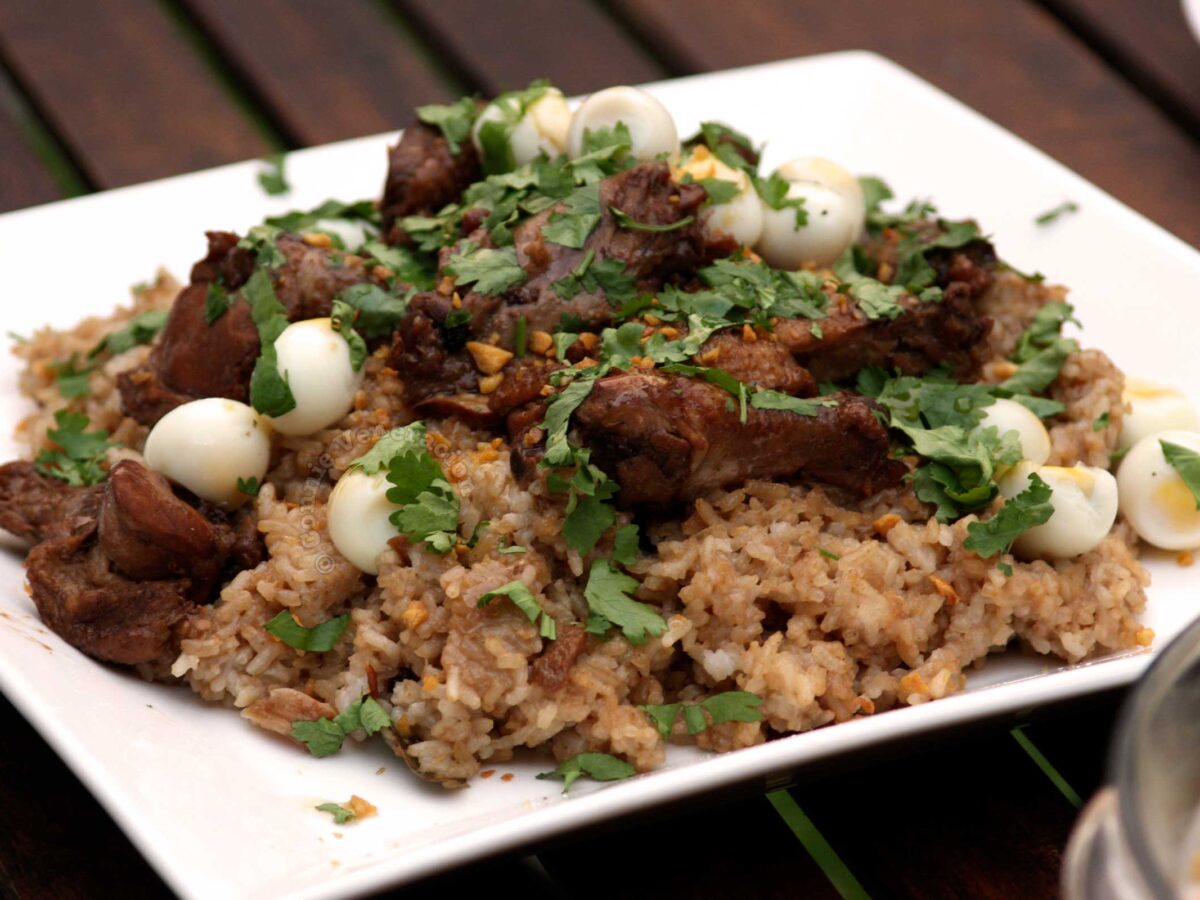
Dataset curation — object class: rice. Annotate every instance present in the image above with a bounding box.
[10,270,1151,784]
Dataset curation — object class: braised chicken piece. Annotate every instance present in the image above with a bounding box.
[381,120,481,243]
[2,460,245,664]
[118,231,387,426]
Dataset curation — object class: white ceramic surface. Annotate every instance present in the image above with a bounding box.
[0,51,1198,900]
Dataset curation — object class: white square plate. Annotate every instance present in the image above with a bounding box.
[1,51,1198,900]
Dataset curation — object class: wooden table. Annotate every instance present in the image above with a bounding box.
[0,1,1196,896]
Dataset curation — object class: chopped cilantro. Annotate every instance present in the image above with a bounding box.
[50,355,93,398]
[333,283,410,339]
[379,422,460,553]
[477,580,556,639]
[859,176,894,218]
[474,81,553,174]
[498,543,527,555]
[415,96,477,155]
[1012,302,1079,363]
[204,281,230,325]
[445,243,526,295]
[245,269,297,417]
[641,691,763,739]
[543,183,602,249]
[291,718,345,758]
[330,299,368,371]
[265,199,380,235]
[1161,441,1200,509]
[536,751,635,793]
[997,562,1014,577]
[612,524,639,567]
[686,121,758,173]
[264,610,349,652]
[237,475,261,497]
[1034,201,1078,226]
[444,308,471,329]
[1092,412,1110,432]
[750,391,837,417]
[963,473,1055,558]
[361,240,435,290]
[91,309,169,357]
[818,548,840,561]
[583,559,666,645]
[847,278,907,320]
[316,802,355,824]
[514,315,528,358]
[1001,337,1077,395]
[754,172,807,228]
[551,256,635,306]
[609,206,695,233]
[257,153,290,196]
[542,376,601,467]
[694,176,740,205]
[34,410,115,486]
[291,695,391,758]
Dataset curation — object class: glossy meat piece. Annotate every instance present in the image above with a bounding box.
[531,623,587,692]
[17,460,242,664]
[773,284,991,382]
[0,461,82,543]
[119,231,383,426]
[381,121,481,241]
[571,373,904,507]
[696,331,816,395]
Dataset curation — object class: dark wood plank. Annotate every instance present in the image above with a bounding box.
[179,0,456,146]
[607,0,1200,249]
[537,794,842,899]
[393,0,666,96]
[797,727,1078,899]
[0,70,68,211]
[1022,692,1124,800]
[1043,0,1200,137]
[0,694,172,899]
[0,0,272,188]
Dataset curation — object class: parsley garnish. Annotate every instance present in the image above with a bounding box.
[381,422,461,554]
[543,183,602,249]
[612,524,639,567]
[330,299,368,371]
[551,256,635,306]
[963,472,1055,557]
[1035,201,1078,226]
[536,752,635,793]
[694,176,739,205]
[749,391,837,417]
[1092,412,1110,432]
[257,153,290,195]
[1001,338,1077,396]
[477,580,557,639]
[204,281,230,325]
[609,206,695,233]
[91,309,169,357]
[583,559,666,645]
[641,691,763,739]
[361,240,435,291]
[818,548,840,561]
[1161,441,1200,509]
[415,96,477,155]
[264,610,349,652]
[264,199,381,236]
[291,696,391,758]
[315,802,355,824]
[237,475,261,497]
[474,81,553,174]
[754,172,807,228]
[50,355,93,398]
[445,243,526,295]
[1012,302,1078,363]
[245,269,297,417]
[34,410,115,485]
[332,282,410,340]
[556,450,620,556]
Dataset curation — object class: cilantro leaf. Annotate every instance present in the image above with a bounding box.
[848,279,906,320]
[330,299,368,371]
[415,96,477,155]
[50,355,93,398]
[583,560,666,645]
[315,802,355,824]
[563,494,616,557]
[204,281,230,325]
[754,172,807,227]
[334,282,410,339]
[612,524,639,567]
[445,244,526,295]
[536,751,635,793]
[257,152,289,196]
[1001,337,1077,395]
[641,691,763,739]
[91,309,169,357]
[1092,412,1110,432]
[264,199,381,236]
[749,391,837,416]
[244,269,297,417]
[695,177,740,205]
[334,696,391,736]
[1012,302,1078,363]
[264,610,350,652]
[1161,441,1200,509]
[291,718,345,758]
[477,580,556,639]
[609,206,695,233]
[1034,201,1078,226]
[963,473,1055,558]
[542,183,602,249]
[237,475,261,497]
[379,422,461,553]
[34,410,115,486]
[361,240,435,291]
[859,176,893,217]
[542,377,600,467]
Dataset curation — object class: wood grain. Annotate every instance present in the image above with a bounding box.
[394,0,666,96]
[797,726,1079,899]
[0,0,271,188]
[179,0,456,146]
[1043,0,1200,136]
[607,0,1200,249]
[0,74,66,212]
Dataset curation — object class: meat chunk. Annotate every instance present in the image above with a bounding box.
[381,121,481,241]
[570,373,905,507]
[243,687,337,736]
[695,331,816,395]
[15,460,243,665]
[0,461,82,543]
[531,623,587,692]
[774,285,991,382]
[119,231,385,426]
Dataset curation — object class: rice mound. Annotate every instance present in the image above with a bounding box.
[12,270,1151,784]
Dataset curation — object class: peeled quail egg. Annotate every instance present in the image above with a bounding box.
[674,144,763,247]
[978,398,1052,467]
[143,398,271,508]
[1118,378,1199,451]
[1116,430,1200,550]
[472,86,572,170]
[998,461,1119,559]
[565,85,679,162]
[754,157,866,269]
[327,469,401,574]
[267,318,364,436]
